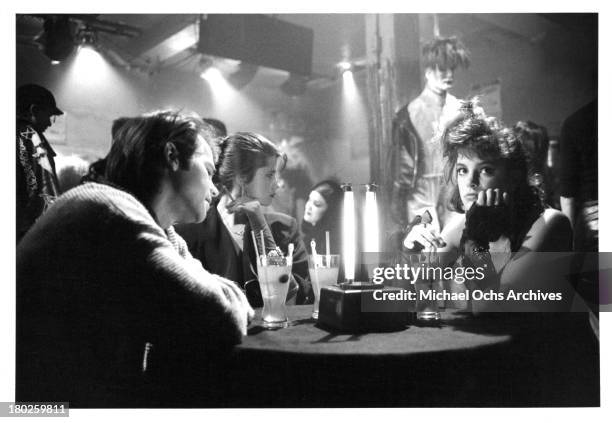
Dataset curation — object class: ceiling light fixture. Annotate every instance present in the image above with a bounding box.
[228,61,259,90]
[35,16,76,63]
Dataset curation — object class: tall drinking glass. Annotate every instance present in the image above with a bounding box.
[308,254,340,319]
[413,253,442,321]
[258,259,292,329]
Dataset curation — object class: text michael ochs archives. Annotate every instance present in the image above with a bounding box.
[372,289,563,302]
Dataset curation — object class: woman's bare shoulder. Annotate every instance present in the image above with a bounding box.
[531,208,570,231]
[523,208,572,251]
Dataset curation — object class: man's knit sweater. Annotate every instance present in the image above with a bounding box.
[17,182,247,405]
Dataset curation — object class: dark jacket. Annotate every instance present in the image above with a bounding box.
[16,119,60,242]
[389,105,422,228]
[176,202,312,306]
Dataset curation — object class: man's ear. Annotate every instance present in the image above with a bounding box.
[164,142,180,171]
[27,104,38,120]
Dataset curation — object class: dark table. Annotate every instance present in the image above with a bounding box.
[212,305,599,407]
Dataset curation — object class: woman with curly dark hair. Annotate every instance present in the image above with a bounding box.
[402,100,573,312]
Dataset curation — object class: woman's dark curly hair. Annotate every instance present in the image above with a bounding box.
[442,100,544,248]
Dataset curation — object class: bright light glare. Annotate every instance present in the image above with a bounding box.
[200,67,220,81]
[201,67,240,113]
[363,190,379,253]
[342,70,357,99]
[340,64,367,151]
[167,26,197,55]
[73,46,107,83]
[142,24,198,63]
[342,188,356,282]
[339,61,352,71]
[51,60,60,66]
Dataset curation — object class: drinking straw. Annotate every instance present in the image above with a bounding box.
[325,231,330,267]
[251,231,260,266]
[260,229,264,252]
[260,230,267,265]
[288,243,294,266]
[310,239,320,287]
[310,239,320,267]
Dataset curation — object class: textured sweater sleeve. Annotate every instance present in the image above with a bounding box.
[102,187,250,351]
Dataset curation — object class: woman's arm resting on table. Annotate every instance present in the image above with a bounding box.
[472,209,573,312]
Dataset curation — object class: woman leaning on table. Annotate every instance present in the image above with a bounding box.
[402,100,573,312]
[176,132,311,307]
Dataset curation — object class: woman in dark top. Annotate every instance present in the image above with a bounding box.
[300,179,343,255]
[177,132,311,306]
[402,100,573,312]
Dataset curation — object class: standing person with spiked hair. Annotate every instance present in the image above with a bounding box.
[390,36,470,237]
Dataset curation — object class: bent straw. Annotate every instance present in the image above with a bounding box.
[311,239,320,267]
[310,239,320,288]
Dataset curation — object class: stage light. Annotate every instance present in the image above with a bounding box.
[35,16,76,63]
[200,66,222,82]
[73,44,107,83]
[228,62,259,90]
[342,183,356,282]
[166,24,198,57]
[342,69,354,83]
[339,61,352,72]
[363,184,379,253]
[200,65,236,106]
[336,60,366,79]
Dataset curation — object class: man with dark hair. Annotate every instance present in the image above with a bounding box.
[202,117,227,188]
[202,117,228,139]
[17,110,253,406]
[391,36,470,233]
[16,83,64,241]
